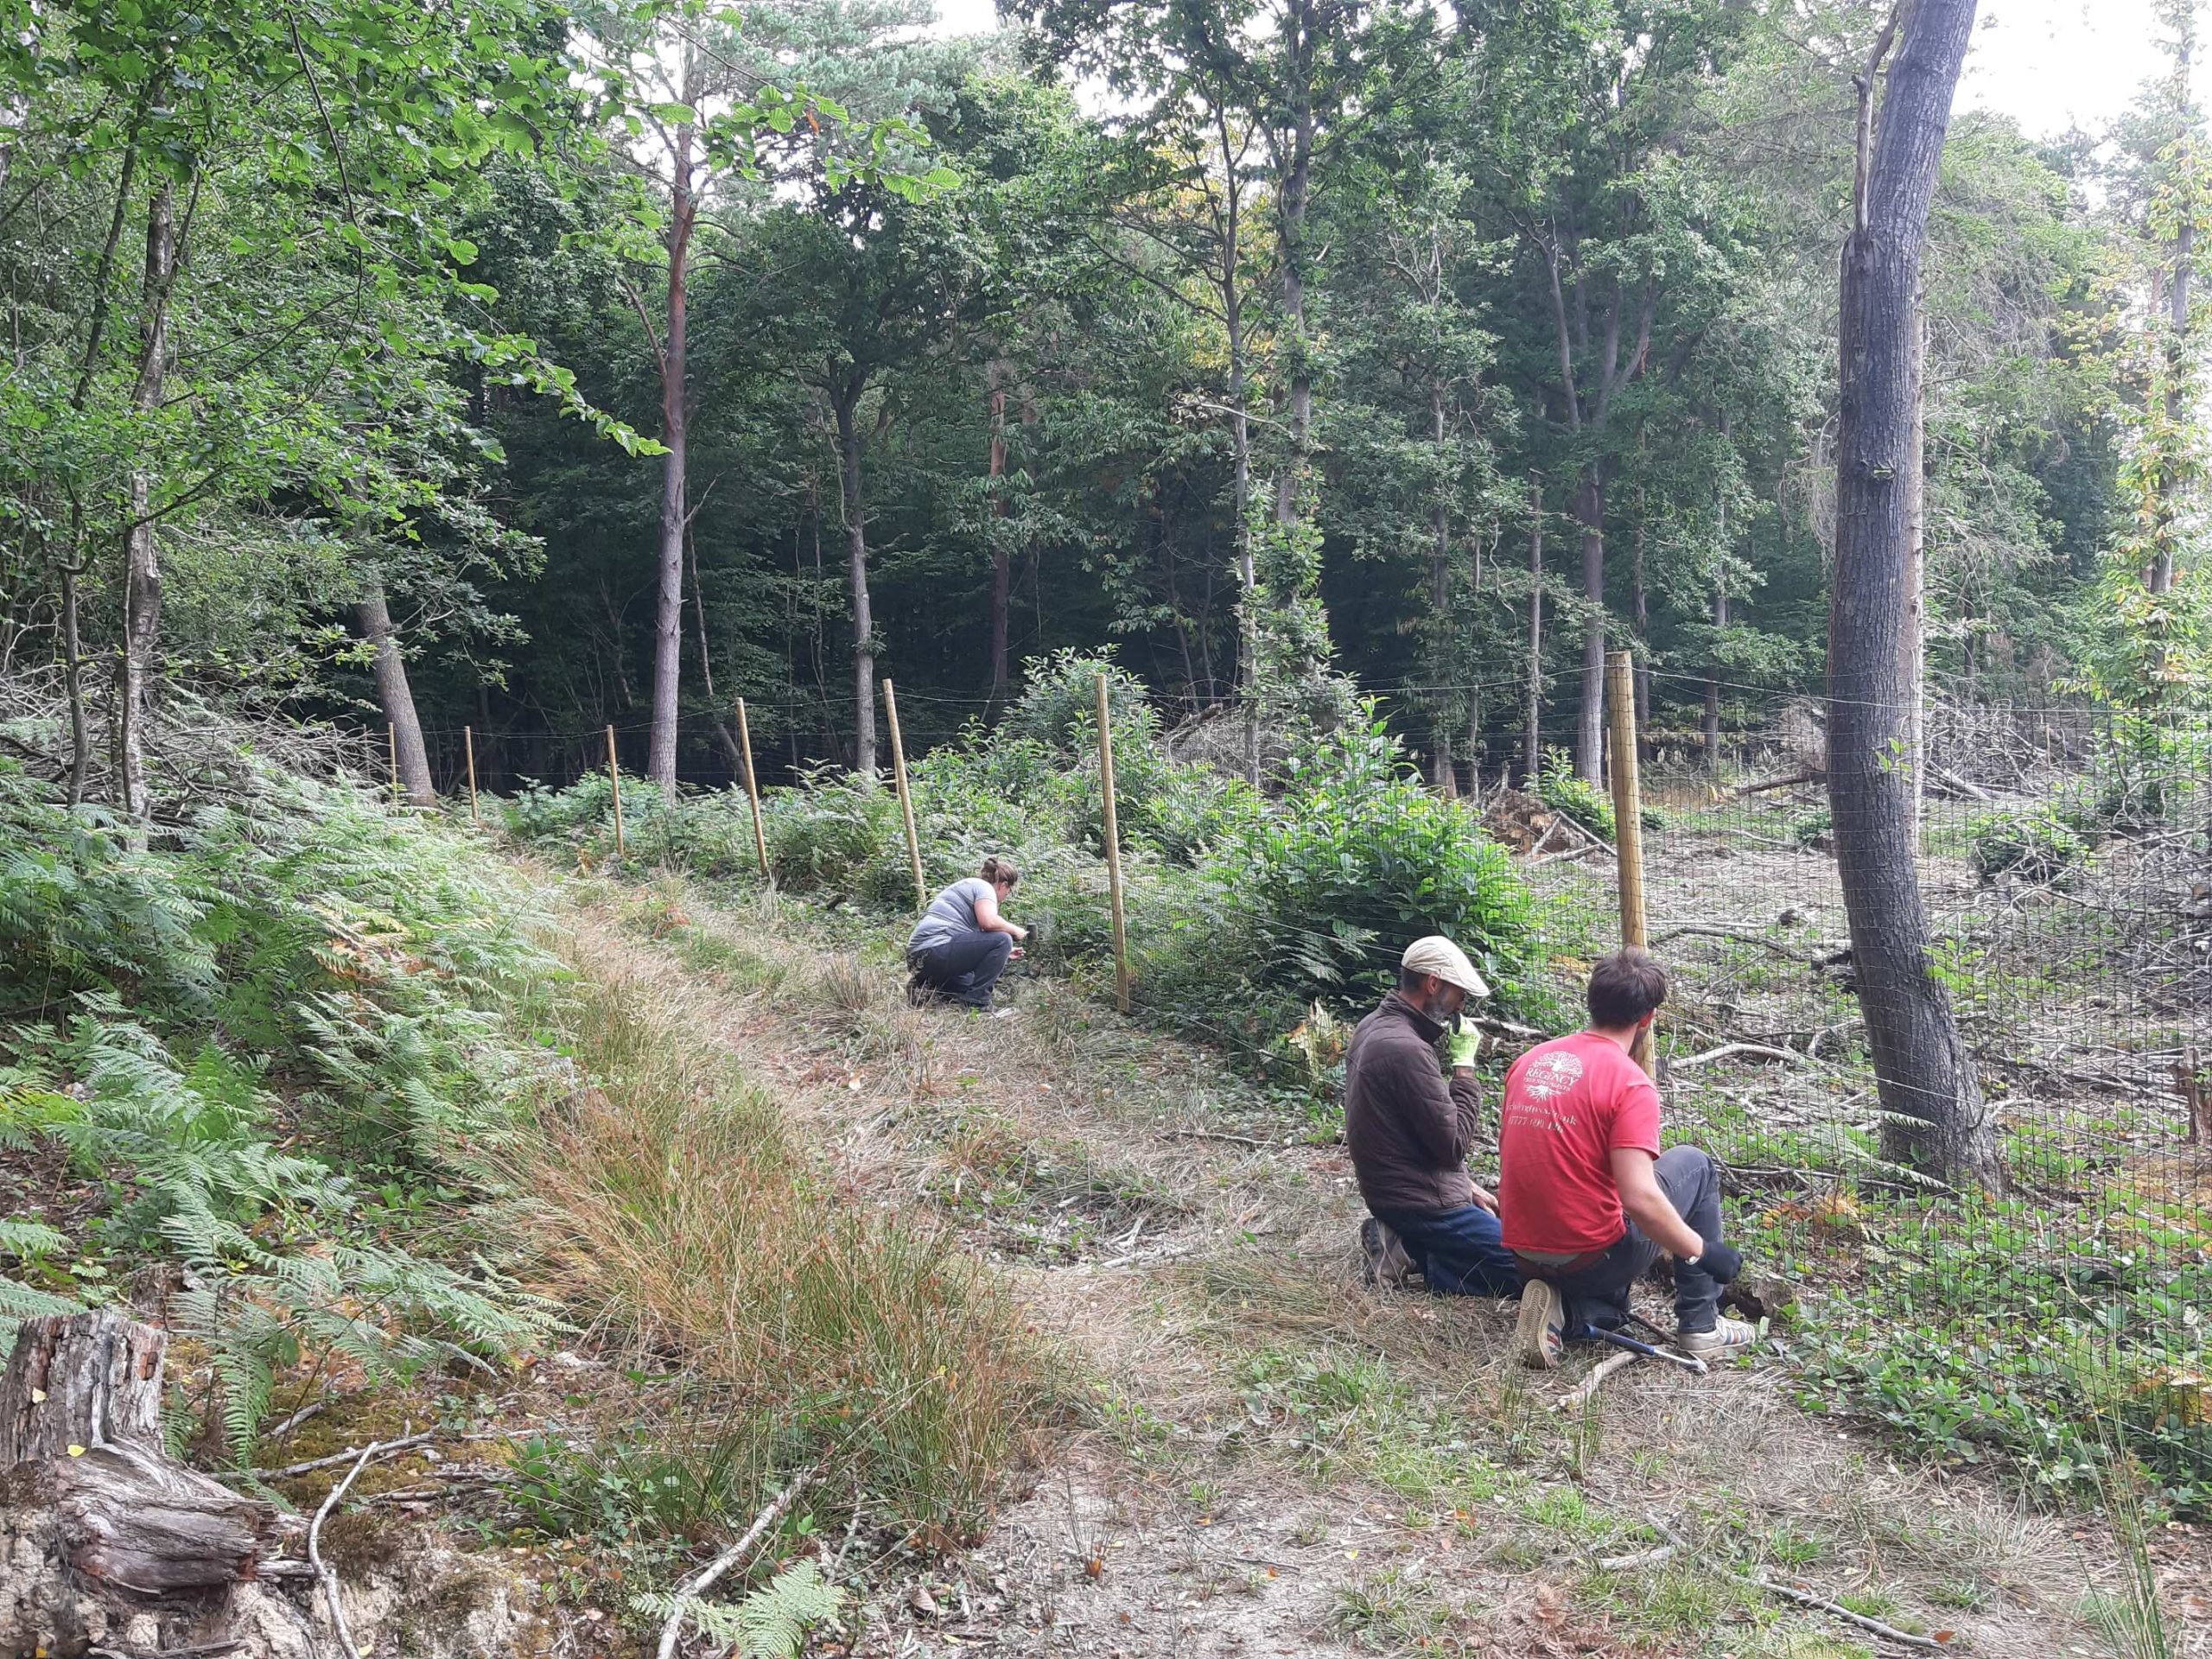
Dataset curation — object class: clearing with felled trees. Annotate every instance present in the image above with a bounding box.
[2,0,2209,1656]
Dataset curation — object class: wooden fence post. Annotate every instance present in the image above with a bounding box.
[606,725,625,858]
[1605,650,1652,1077]
[463,726,480,825]
[735,697,771,882]
[882,679,925,910]
[1096,673,1131,1014]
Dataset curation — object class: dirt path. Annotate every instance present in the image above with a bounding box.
[567,877,2177,1658]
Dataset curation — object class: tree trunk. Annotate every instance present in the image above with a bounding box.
[1468,522,1486,791]
[2154,6,2194,596]
[61,552,90,806]
[1,1309,164,1463]
[1630,486,1649,758]
[1217,107,1260,787]
[1525,474,1544,783]
[1271,0,1316,537]
[1706,550,1728,767]
[833,380,876,780]
[1830,0,2002,1188]
[987,360,1011,711]
[1573,467,1605,782]
[647,94,696,791]
[1429,383,1456,796]
[118,180,177,836]
[1904,300,1927,836]
[355,583,435,807]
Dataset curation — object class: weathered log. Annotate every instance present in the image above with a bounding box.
[1,1309,166,1463]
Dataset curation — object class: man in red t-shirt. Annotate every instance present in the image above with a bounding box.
[1498,947,1754,1368]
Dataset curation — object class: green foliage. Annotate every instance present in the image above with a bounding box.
[760,767,903,901]
[1536,747,1616,842]
[504,773,763,876]
[510,1421,780,1547]
[1967,806,2089,887]
[1205,714,1536,1020]
[1782,1195,2210,1514]
[0,763,559,1454]
[635,1561,846,1659]
[1786,807,1832,848]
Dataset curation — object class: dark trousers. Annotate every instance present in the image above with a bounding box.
[909,929,1012,1008]
[1534,1145,1724,1336]
[1372,1204,1523,1299]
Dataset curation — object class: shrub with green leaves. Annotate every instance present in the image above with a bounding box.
[1536,747,1616,842]
[1787,806,1833,848]
[1192,714,1537,1021]
[1967,805,2088,887]
[505,772,763,876]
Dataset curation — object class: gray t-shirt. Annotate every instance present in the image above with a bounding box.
[908,877,994,956]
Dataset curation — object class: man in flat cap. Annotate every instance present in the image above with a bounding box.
[1344,935,1521,1299]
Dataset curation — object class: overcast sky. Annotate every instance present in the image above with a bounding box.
[926,0,2177,143]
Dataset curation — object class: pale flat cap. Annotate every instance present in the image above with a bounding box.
[1401,935,1490,999]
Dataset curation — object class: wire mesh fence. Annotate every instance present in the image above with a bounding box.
[387,657,2211,1503]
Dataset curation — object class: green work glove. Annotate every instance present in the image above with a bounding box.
[1445,1017,1481,1071]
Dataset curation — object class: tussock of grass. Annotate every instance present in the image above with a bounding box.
[514,965,1041,1535]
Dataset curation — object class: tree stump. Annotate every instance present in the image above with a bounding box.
[1,1311,285,1656]
[0,1307,166,1463]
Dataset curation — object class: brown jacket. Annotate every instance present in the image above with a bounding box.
[1344,991,1482,1214]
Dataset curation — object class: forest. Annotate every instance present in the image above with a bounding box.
[2,0,2209,1656]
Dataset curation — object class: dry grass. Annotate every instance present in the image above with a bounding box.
[554,878,2190,1656]
[509,950,1044,1535]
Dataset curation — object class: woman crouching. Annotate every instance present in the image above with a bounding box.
[906,855,1026,1012]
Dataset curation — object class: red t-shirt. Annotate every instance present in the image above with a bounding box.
[1497,1032,1662,1255]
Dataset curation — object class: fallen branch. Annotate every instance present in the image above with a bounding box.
[1596,1542,1676,1572]
[251,1431,436,1482]
[1551,1350,1637,1413]
[656,1467,817,1659]
[1158,1128,1267,1147]
[309,1440,378,1659]
[1728,770,1821,798]
[1471,1013,1548,1041]
[1650,924,1846,962]
[1644,1513,1947,1652]
[1926,764,1993,804]
[1671,1043,1814,1069]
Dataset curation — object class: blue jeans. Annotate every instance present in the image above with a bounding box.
[1372,1204,1523,1298]
[909,929,1012,1008]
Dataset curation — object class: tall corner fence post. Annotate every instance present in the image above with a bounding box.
[735,697,771,883]
[606,725,625,858]
[1605,649,1653,1077]
[463,725,480,825]
[387,723,399,807]
[1096,672,1132,1014]
[882,678,925,911]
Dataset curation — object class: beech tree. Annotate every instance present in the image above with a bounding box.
[1828,0,2003,1186]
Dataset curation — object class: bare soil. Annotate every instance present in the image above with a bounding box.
[553,873,2209,1658]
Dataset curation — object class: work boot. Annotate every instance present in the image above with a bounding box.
[1358,1218,1418,1289]
[1513,1278,1565,1370]
[1676,1316,1758,1361]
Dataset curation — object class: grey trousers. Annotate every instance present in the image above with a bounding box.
[1538,1146,1725,1337]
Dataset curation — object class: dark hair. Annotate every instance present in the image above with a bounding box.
[1587,946,1667,1029]
[1398,964,1433,993]
[980,855,1020,888]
